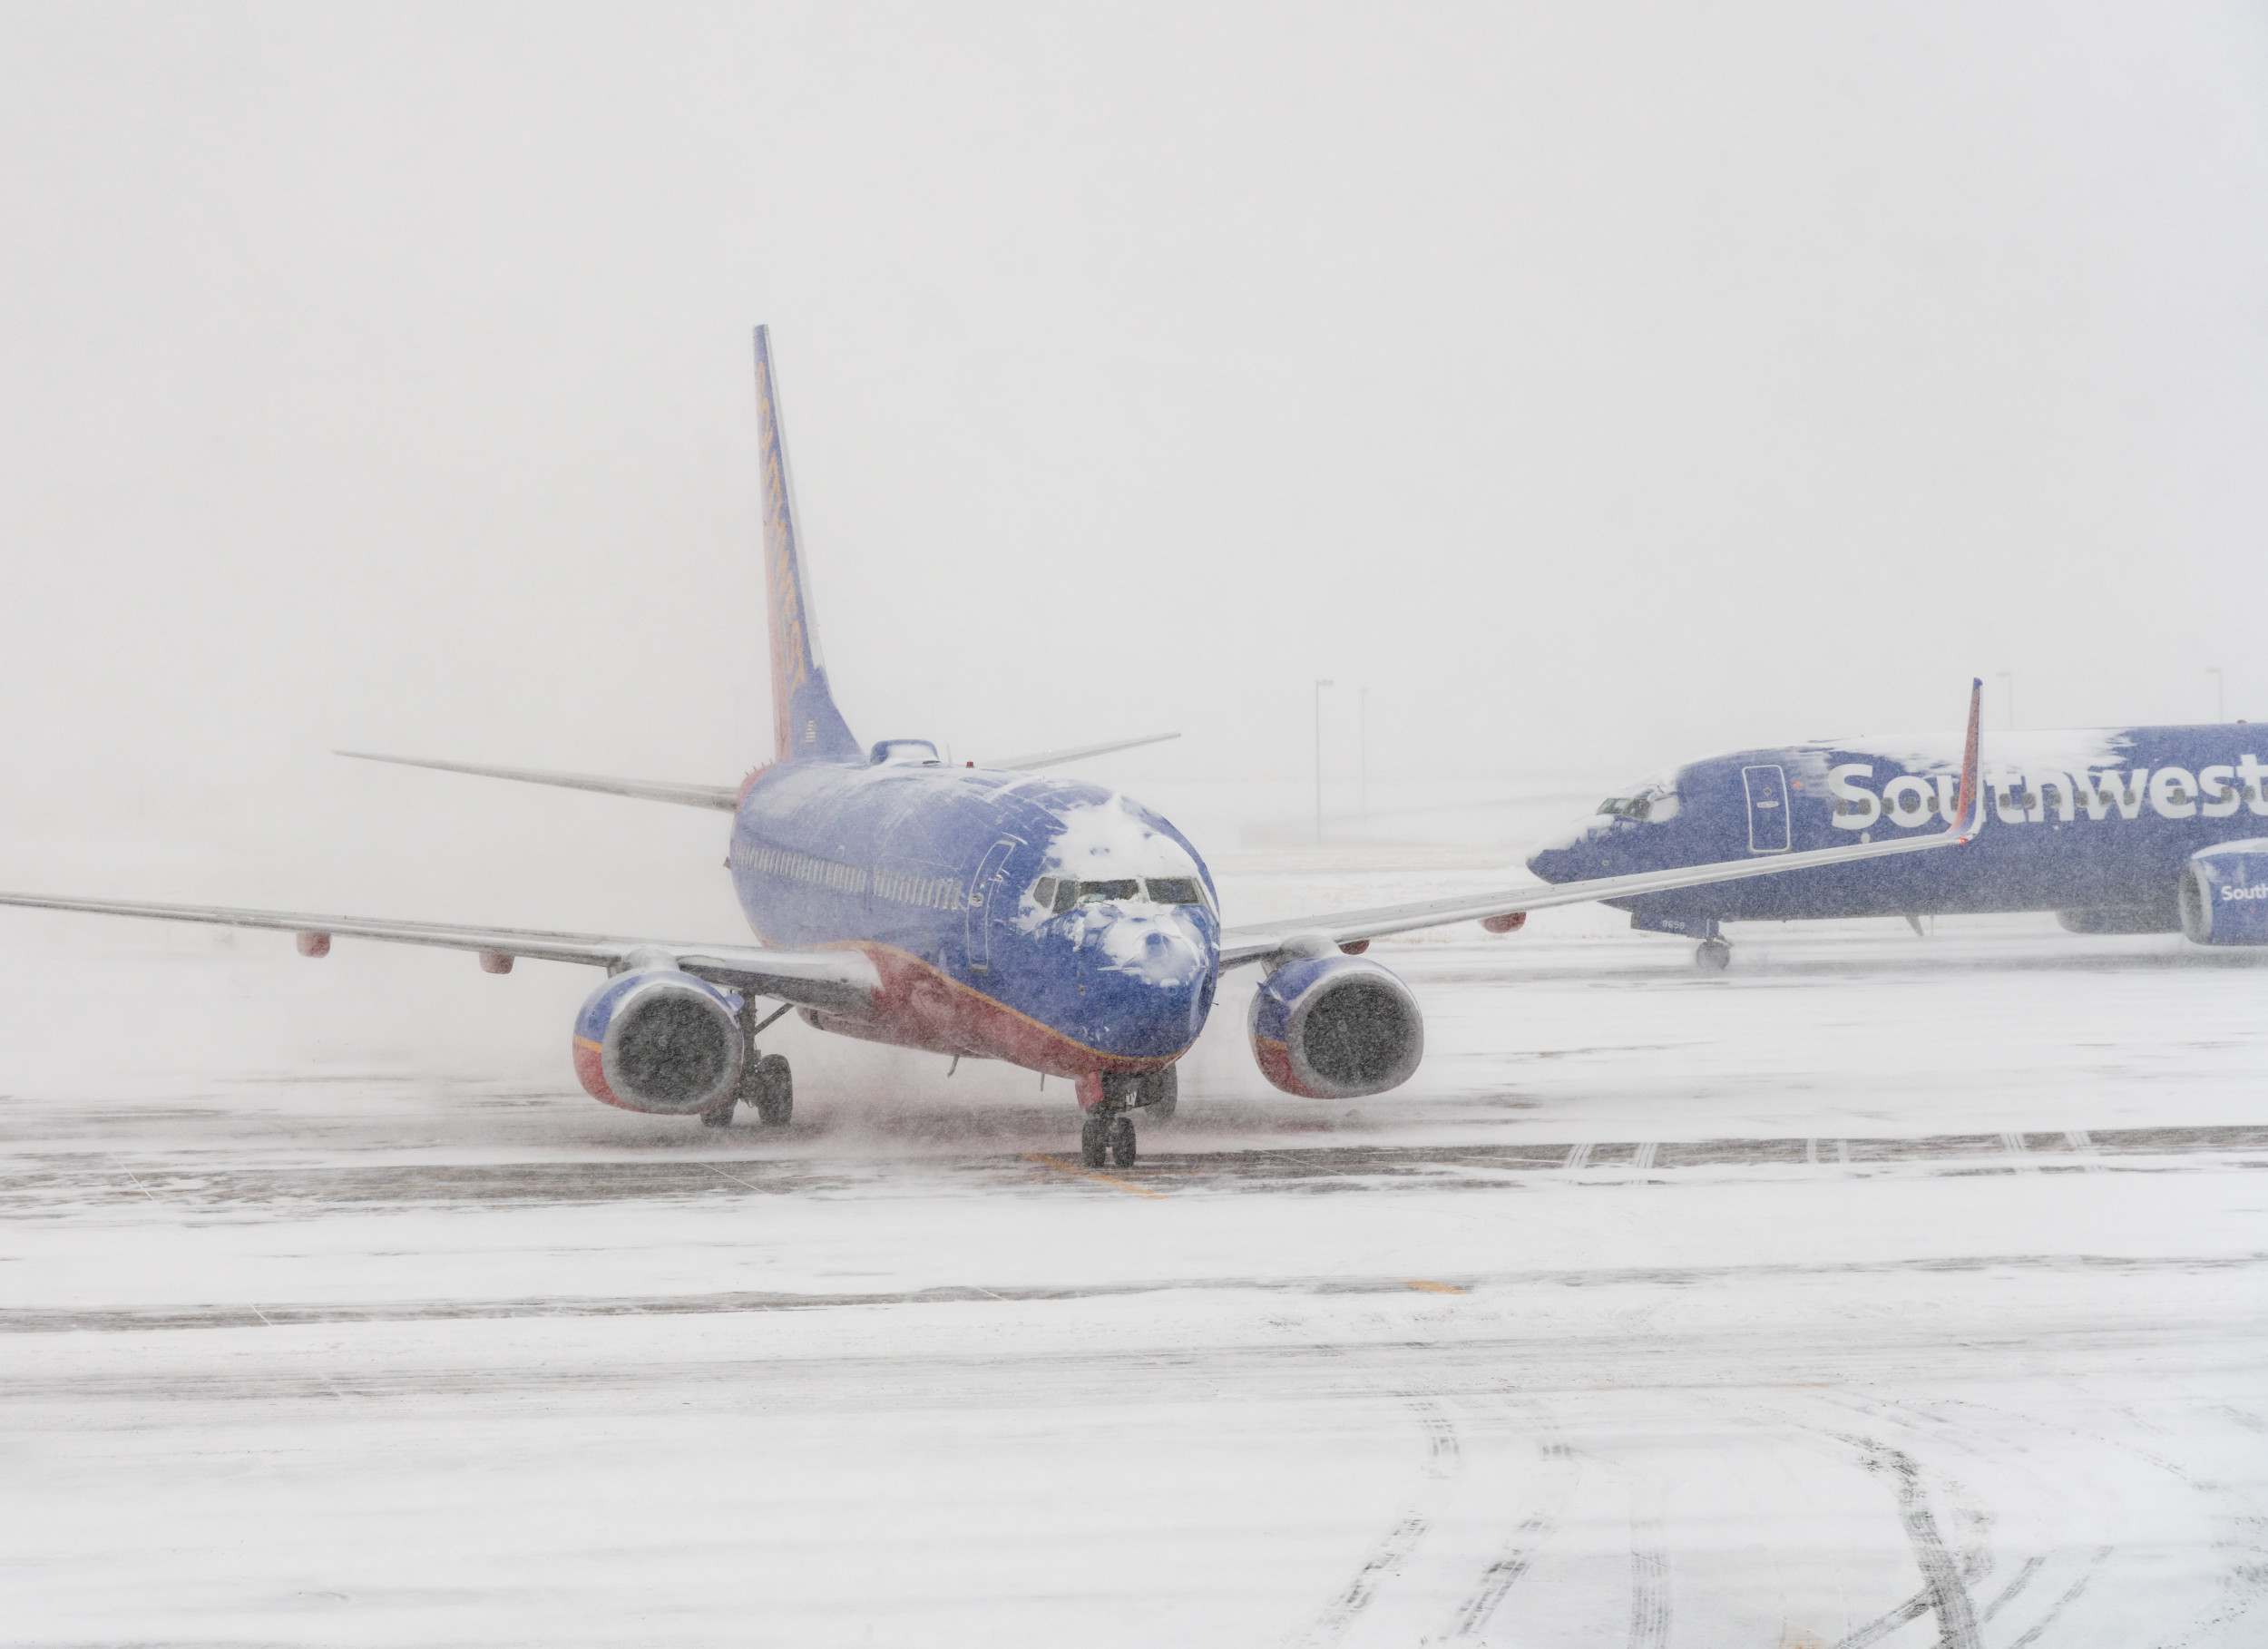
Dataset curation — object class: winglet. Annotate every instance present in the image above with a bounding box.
[1948,677,1985,842]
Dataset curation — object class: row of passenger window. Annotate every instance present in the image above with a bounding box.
[739,842,961,909]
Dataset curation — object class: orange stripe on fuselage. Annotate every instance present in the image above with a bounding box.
[773,937,1191,1078]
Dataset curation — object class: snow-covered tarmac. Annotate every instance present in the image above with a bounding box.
[4,874,2265,1646]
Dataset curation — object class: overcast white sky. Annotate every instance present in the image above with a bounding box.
[3,3,2266,868]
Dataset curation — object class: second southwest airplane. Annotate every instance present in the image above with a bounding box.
[0,329,1986,1168]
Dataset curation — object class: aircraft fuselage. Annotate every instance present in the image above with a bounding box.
[1529,726,2268,927]
[730,756,1220,1081]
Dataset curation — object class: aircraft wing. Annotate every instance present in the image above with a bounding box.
[979,732,1180,771]
[1218,679,1987,970]
[337,751,739,811]
[0,892,876,1012]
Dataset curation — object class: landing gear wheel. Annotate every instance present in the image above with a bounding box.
[699,1097,736,1127]
[1137,1066,1178,1121]
[1080,1115,1109,1168]
[751,1053,793,1127]
[1694,937,1732,973]
[1107,1115,1137,1168]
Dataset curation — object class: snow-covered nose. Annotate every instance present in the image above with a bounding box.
[1076,914,1214,1057]
[1101,917,1201,985]
[1066,916,1216,1057]
[1526,837,1604,885]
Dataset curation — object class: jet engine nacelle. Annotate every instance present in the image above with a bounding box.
[572,954,745,1113]
[1248,952,1423,1098]
[2178,839,2268,946]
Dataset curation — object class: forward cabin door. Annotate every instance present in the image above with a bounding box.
[964,839,1019,976]
[1743,765,1791,854]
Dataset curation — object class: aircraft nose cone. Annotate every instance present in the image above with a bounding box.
[1086,912,1204,985]
[1523,809,1611,885]
[1143,927,1196,971]
[1078,913,1214,1056]
[1526,842,1580,884]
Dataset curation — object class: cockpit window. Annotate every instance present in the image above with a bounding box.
[1052,878,1141,912]
[1042,876,1204,913]
[1594,778,1681,824]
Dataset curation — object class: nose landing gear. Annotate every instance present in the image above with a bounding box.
[1074,1068,1175,1167]
[1080,1111,1138,1168]
[1694,936,1733,972]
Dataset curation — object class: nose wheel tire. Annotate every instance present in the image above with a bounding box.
[748,1053,794,1127]
[1694,937,1733,972]
[1107,1114,1137,1168]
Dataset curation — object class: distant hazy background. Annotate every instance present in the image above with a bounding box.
[1,4,2264,1078]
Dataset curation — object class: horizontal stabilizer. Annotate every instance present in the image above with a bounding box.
[337,751,738,812]
[979,732,1179,772]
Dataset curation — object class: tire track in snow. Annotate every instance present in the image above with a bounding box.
[2003,1547,2111,1648]
[1849,1438,1981,1649]
[1979,1554,2046,1622]
[1872,1389,2268,1643]
[1799,1410,1998,1649]
[1440,1438,1582,1639]
[1828,1582,1931,1649]
[1820,1387,2268,1648]
[1823,1542,2000,1649]
[1804,1395,2007,1647]
[1626,1516,1669,1649]
[1295,1397,1461,1644]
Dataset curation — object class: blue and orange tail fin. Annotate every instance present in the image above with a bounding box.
[754,327,860,764]
[1949,677,1985,841]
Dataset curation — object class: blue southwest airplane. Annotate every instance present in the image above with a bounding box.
[1527,726,2268,968]
[0,329,1996,1167]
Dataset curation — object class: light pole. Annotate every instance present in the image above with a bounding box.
[1314,678,1334,843]
[2206,666,2224,722]
[1995,672,2015,730]
[1359,686,1369,825]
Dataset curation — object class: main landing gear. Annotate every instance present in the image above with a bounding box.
[1076,1067,1177,1169]
[701,1004,797,1127]
[748,1053,794,1125]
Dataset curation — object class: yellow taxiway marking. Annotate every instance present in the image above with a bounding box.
[1019,1153,1168,1200]
[1402,1279,1469,1294]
